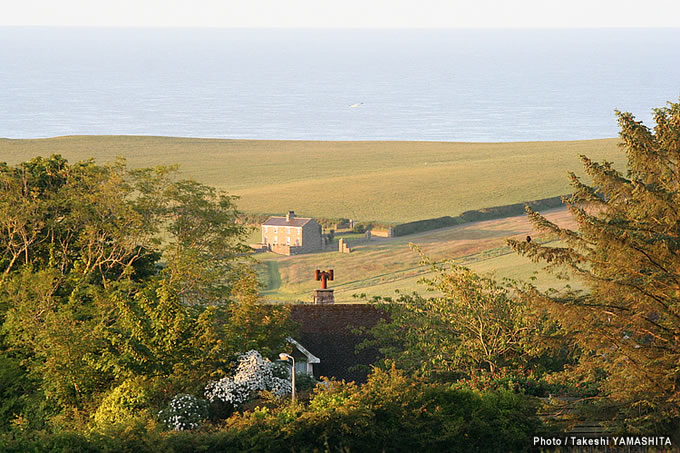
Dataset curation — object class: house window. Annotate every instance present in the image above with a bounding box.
[295,238,300,246]
[287,227,291,234]
[295,360,308,375]
[274,236,278,244]
[286,236,290,245]
[274,227,278,234]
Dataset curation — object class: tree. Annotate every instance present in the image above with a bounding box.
[365,249,546,379]
[507,100,680,430]
[0,155,292,428]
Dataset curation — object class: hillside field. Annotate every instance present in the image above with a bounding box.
[0,135,621,223]
[255,207,584,302]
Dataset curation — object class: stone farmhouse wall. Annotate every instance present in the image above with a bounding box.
[300,220,323,253]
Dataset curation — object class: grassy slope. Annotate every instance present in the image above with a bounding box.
[256,208,584,302]
[0,135,620,223]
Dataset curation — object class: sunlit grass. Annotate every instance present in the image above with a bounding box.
[1,135,620,223]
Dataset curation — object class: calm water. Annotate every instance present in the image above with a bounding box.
[1,27,679,141]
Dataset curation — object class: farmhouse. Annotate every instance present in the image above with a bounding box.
[262,211,323,255]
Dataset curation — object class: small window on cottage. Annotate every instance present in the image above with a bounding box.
[295,360,308,375]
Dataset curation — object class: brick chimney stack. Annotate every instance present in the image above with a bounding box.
[314,269,335,304]
[286,211,295,222]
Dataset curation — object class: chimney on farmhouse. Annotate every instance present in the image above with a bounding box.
[286,211,295,222]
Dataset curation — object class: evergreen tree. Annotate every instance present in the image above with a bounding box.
[507,100,680,430]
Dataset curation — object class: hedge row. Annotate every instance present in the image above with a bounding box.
[392,195,566,237]
[0,368,547,453]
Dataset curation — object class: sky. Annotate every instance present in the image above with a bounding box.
[2,0,680,28]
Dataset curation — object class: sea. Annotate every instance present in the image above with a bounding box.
[1,27,679,142]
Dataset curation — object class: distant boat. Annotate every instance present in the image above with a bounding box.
[350,102,364,108]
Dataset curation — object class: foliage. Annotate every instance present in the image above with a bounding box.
[0,155,292,430]
[92,378,152,429]
[351,222,371,234]
[219,365,544,452]
[0,354,34,430]
[0,358,544,452]
[364,251,551,379]
[205,350,291,407]
[291,371,319,393]
[507,100,680,430]
[451,368,599,398]
[158,394,209,431]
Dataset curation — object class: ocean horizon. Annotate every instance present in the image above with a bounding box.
[2,27,679,142]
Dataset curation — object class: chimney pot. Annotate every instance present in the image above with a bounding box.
[286,211,295,221]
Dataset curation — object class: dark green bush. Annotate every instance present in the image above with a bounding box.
[0,354,28,430]
[351,223,372,234]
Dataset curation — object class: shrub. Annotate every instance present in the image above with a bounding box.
[221,366,544,452]
[352,223,371,233]
[92,378,152,429]
[158,394,209,431]
[0,354,31,432]
[204,350,290,408]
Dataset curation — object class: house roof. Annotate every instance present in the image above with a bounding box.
[287,337,320,363]
[289,304,386,383]
[263,216,312,227]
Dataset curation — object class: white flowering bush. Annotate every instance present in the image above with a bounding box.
[205,350,291,407]
[158,393,209,431]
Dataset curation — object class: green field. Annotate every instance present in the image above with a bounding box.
[0,135,621,223]
[256,208,584,302]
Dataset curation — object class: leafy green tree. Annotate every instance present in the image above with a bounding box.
[365,250,547,380]
[507,100,680,430]
[0,155,292,429]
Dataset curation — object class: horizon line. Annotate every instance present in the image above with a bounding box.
[2,25,680,30]
[1,134,620,145]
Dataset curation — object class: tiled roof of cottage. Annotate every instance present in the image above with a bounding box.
[263,216,311,227]
[290,304,386,383]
